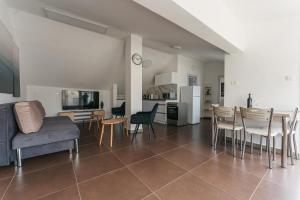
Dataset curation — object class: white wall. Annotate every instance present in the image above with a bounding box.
[177,54,204,90]
[27,85,111,117]
[142,47,177,93]
[11,10,125,98]
[225,18,300,110]
[203,61,224,104]
[225,17,300,148]
[0,0,25,103]
[134,0,244,53]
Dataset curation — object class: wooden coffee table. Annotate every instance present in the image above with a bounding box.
[99,117,128,147]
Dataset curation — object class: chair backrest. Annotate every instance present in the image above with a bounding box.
[213,106,237,129]
[240,107,274,137]
[213,106,235,118]
[120,102,125,109]
[150,103,159,122]
[240,107,273,122]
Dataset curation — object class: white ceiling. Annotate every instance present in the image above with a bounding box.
[223,0,300,24]
[6,0,225,62]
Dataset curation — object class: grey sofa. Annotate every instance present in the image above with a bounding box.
[0,103,80,167]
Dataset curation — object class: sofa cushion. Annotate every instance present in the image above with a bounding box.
[14,102,43,134]
[31,100,46,117]
[12,116,80,149]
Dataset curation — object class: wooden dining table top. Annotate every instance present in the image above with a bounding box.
[209,107,298,118]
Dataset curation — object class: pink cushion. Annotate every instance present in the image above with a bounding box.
[14,101,43,134]
[31,100,46,117]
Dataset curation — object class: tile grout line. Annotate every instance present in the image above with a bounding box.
[153,151,226,194]
[14,160,72,177]
[110,151,160,200]
[77,166,127,184]
[0,172,15,200]
[188,174,239,200]
[34,185,76,200]
[71,159,82,200]
[248,169,270,200]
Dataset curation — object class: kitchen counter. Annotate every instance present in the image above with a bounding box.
[142,99,178,102]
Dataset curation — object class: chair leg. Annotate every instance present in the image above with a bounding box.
[288,134,295,165]
[99,124,105,146]
[110,124,114,148]
[214,128,219,150]
[224,130,227,149]
[150,123,156,137]
[267,137,272,169]
[96,120,100,131]
[293,134,299,160]
[16,148,22,167]
[148,124,152,142]
[250,134,253,154]
[240,130,242,152]
[260,136,263,155]
[88,119,92,132]
[131,124,139,144]
[273,136,276,161]
[232,131,236,157]
[241,131,247,159]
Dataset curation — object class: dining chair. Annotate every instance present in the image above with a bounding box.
[213,106,243,157]
[112,102,125,118]
[285,107,299,164]
[240,107,281,169]
[88,110,105,132]
[130,103,158,143]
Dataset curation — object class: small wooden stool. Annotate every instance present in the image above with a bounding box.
[88,110,105,132]
[99,117,128,147]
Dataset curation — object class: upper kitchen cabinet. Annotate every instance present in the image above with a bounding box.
[154,72,178,86]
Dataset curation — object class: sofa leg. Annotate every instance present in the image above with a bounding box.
[17,148,22,167]
[75,139,79,153]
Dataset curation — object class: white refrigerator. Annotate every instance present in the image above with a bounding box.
[180,86,201,124]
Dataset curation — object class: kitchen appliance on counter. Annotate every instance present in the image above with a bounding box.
[167,102,187,126]
[180,86,201,124]
[162,92,177,100]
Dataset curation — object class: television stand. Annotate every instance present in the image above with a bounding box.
[58,109,104,126]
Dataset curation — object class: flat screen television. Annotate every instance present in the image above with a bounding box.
[62,90,99,110]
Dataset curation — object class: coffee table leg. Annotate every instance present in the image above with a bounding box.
[99,124,105,146]
[110,124,114,148]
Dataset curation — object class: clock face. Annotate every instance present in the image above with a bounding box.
[132,53,142,65]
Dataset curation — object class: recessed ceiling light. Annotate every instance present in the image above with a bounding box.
[170,45,182,50]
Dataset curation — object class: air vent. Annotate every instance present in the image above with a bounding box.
[43,7,108,34]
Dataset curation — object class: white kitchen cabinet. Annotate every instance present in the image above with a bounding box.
[154,72,177,86]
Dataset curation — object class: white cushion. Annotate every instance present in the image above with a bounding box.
[217,122,243,131]
[245,127,281,137]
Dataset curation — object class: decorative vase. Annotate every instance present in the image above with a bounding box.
[100,101,104,109]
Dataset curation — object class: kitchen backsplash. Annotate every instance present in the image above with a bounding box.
[144,84,177,99]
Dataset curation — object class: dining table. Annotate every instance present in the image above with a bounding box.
[211,109,297,168]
